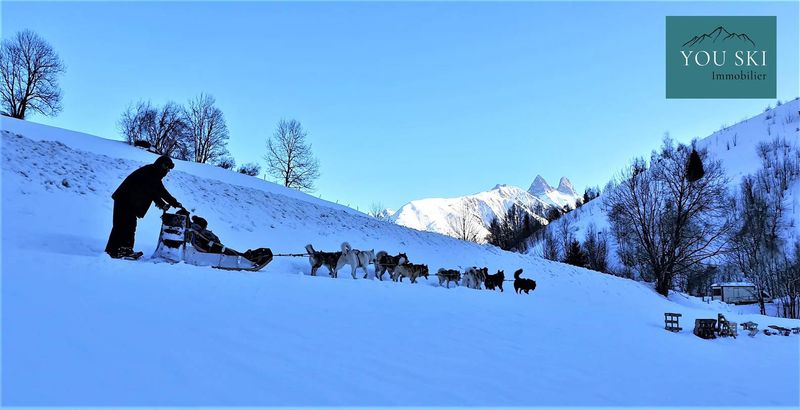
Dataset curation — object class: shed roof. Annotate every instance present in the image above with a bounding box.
[711,282,755,287]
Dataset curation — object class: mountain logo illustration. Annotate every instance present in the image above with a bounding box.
[682,26,756,48]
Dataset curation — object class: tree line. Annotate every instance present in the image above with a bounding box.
[603,132,800,318]
[0,29,320,193]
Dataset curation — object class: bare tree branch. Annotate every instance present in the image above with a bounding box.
[0,30,65,119]
[264,119,320,192]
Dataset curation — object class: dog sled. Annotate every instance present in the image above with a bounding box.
[153,211,272,271]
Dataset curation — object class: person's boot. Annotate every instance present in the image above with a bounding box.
[110,247,143,260]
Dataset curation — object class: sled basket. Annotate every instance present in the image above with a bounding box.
[153,212,272,272]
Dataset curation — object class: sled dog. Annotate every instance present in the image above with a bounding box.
[462,266,488,289]
[436,268,461,288]
[484,270,505,292]
[393,263,429,284]
[337,242,374,279]
[513,269,537,294]
[305,244,342,277]
[373,251,409,281]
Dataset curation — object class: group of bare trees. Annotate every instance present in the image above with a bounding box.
[0,30,65,119]
[486,203,544,251]
[447,201,484,243]
[605,138,732,297]
[0,28,321,193]
[602,134,800,316]
[119,94,230,164]
[120,103,321,191]
[726,137,800,317]
[538,215,609,273]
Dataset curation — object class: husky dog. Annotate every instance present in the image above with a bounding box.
[484,270,505,292]
[393,263,429,284]
[462,267,488,289]
[436,268,461,288]
[462,269,477,289]
[305,244,342,277]
[513,269,537,294]
[373,251,409,281]
[337,242,374,279]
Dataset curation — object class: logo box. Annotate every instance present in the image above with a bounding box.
[666,16,776,99]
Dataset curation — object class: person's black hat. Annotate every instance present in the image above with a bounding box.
[154,155,175,171]
[191,215,208,229]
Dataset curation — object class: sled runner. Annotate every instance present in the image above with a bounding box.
[153,211,272,271]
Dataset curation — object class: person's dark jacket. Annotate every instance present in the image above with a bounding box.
[112,164,180,218]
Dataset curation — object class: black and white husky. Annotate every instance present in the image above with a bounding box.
[373,250,409,281]
[305,244,342,277]
[337,242,375,279]
[462,266,488,289]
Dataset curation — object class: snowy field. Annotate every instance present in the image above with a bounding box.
[1,117,799,406]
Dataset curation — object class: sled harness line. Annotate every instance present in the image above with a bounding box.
[272,252,311,257]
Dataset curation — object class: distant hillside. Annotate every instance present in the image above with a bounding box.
[537,98,800,269]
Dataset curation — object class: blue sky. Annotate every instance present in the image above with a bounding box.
[2,1,798,212]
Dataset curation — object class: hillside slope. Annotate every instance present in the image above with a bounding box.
[541,99,800,265]
[1,117,798,406]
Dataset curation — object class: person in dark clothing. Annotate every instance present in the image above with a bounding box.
[105,155,182,258]
[188,215,272,265]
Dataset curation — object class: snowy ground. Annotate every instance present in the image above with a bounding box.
[1,117,799,406]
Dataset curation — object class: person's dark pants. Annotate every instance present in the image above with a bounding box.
[105,200,138,255]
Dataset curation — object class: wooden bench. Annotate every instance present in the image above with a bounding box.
[694,319,717,339]
[766,325,791,336]
[741,321,759,337]
[664,312,682,332]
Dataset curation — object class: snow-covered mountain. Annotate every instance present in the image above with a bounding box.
[391,176,581,241]
[540,98,800,265]
[1,116,798,406]
[528,174,581,209]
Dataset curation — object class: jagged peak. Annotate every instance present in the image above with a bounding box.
[557,177,577,196]
[528,175,552,195]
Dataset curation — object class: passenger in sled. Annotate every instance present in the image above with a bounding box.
[187,214,272,266]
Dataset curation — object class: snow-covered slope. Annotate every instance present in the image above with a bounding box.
[391,176,581,241]
[1,117,798,406]
[542,99,800,263]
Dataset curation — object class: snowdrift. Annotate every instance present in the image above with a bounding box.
[1,117,798,406]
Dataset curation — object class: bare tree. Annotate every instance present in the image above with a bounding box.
[605,138,732,296]
[368,202,390,221]
[118,100,152,144]
[265,119,320,192]
[118,101,189,158]
[237,162,261,177]
[557,215,574,258]
[542,229,561,261]
[185,93,229,164]
[450,201,483,243]
[583,223,609,273]
[216,156,236,170]
[0,30,66,119]
[726,138,800,316]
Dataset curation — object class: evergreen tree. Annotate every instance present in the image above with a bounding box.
[564,239,587,267]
